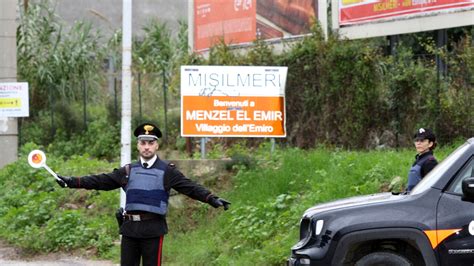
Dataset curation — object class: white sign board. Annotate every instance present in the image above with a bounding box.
[181,65,287,137]
[0,83,29,117]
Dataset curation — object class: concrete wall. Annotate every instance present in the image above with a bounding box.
[0,0,19,168]
[0,0,17,80]
[49,0,188,40]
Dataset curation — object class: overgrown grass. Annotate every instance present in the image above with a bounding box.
[0,143,119,259]
[163,143,457,265]
[0,141,460,264]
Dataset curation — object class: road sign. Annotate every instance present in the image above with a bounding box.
[0,82,29,117]
[181,65,287,137]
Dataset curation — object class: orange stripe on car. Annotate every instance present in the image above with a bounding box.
[424,229,461,249]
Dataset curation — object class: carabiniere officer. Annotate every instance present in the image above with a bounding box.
[56,122,230,266]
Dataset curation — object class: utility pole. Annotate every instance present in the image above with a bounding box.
[435,29,447,135]
[120,0,132,208]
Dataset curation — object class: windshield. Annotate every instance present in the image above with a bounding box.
[411,142,470,195]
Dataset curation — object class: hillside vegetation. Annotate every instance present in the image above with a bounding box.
[0,141,460,264]
[17,2,473,153]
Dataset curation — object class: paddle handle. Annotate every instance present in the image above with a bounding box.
[43,164,60,181]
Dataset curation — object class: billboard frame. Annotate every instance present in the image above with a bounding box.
[188,0,328,53]
[332,0,474,39]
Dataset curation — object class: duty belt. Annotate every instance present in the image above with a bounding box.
[124,213,160,222]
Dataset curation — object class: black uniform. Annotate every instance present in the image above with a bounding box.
[65,158,214,266]
[412,150,438,178]
[57,122,229,265]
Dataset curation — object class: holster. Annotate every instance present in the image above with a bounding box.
[115,207,124,227]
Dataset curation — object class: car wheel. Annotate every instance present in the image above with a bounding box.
[355,251,412,266]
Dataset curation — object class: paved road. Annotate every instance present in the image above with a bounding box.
[0,241,117,266]
[0,258,117,266]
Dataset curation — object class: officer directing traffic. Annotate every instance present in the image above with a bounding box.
[406,128,438,192]
[56,122,230,266]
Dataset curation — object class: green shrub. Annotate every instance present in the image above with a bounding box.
[164,144,455,265]
[0,145,118,255]
[29,117,120,160]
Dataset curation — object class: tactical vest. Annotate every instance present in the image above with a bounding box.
[124,161,169,215]
[406,154,434,192]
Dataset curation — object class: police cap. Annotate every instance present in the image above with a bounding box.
[413,128,436,142]
[134,123,162,140]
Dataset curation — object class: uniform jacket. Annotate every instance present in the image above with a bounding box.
[412,150,437,178]
[407,150,438,191]
[67,157,213,238]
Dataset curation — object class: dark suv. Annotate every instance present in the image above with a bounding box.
[288,138,474,266]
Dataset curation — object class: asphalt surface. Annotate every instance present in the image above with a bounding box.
[0,259,117,266]
[0,241,117,266]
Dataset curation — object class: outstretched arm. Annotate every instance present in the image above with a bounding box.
[165,165,230,210]
[56,167,127,191]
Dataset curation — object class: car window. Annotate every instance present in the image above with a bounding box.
[447,156,474,194]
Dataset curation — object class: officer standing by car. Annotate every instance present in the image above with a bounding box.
[55,122,230,266]
[406,128,438,192]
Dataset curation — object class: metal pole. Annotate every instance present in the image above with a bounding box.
[188,0,194,51]
[108,56,118,123]
[120,0,133,208]
[138,72,142,123]
[107,57,115,94]
[18,118,22,148]
[318,0,328,40]
[389,35,400,148]
[163,69,168,142]
[114,77,118,123]
[49,86,55,139]
[83,78,87,130]
[435,29,447,134]
[201,138,206,159]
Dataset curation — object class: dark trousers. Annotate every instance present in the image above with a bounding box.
[121,235,164,266]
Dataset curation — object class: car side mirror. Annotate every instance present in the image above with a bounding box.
[462,177,474,202]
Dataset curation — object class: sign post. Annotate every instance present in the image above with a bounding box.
[120,0,133,208]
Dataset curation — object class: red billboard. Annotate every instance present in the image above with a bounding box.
[193,0,317,51]
[194,0,257,51]
[340,0,474,25]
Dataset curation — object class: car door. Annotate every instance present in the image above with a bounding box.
[436,156,474,265]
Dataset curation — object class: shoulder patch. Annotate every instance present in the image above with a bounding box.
[168,163,176,168]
